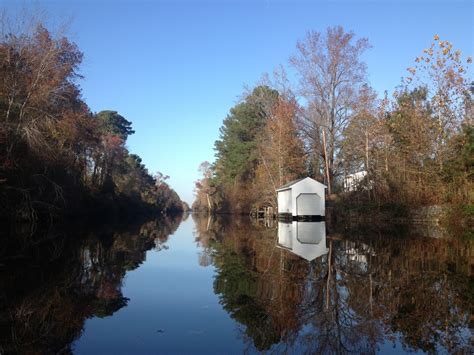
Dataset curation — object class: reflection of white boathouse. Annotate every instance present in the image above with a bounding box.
[277,221,328,261]
[276,177,326,220]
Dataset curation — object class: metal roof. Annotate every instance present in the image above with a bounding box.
[276,177,326,192]
[276,177,307,191]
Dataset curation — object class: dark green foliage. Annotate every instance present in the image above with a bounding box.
[443,125,474,180]
[96,110,135,140]
[204,86,282,213]
[214,86,278,184]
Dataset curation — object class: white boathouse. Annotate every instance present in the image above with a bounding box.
[276,177,326,218]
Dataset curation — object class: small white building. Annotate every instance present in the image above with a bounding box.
[343,170,367,191]
[276,177,326,217]
[277,221,328,261]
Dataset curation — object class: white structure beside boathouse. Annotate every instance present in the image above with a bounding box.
[276,177,326,217]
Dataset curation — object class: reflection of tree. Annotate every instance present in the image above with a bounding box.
[193,214,228,267]
[346,236,473,353]
[195,217,311,351]
[298,239,383,354]
[0,215,182,354]
[213,240,280,351]
[302,235,473,354]
[194,216,473,353]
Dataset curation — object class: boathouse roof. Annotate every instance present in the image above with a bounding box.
[276,177,326,192]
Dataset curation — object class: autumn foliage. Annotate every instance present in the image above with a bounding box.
[0,22,183,222]
[194,30,472,214]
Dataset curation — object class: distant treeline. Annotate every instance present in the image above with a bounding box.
[0,20,186,222]
[194,27,473,215]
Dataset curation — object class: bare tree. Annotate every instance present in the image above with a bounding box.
[341,84,379,197]
[291,26,370,194]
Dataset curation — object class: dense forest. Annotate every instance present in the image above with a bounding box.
[0,21,185,223]
[194,27,473,218]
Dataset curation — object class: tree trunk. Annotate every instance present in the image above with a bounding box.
[322,128,332,195]
[206,193,212,213]
[326,239,333,310]
[365,130,370,200]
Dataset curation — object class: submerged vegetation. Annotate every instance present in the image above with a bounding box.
[194,27,473,218]
[0,18,184,223]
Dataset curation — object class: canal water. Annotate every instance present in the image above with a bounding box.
[0,214,472,354]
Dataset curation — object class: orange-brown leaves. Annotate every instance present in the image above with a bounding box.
[254,97,306,207]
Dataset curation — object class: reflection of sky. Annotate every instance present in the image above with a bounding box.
[73,216,472,354]
[73,218,245,354]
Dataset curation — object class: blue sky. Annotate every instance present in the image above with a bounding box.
[4,0,473,204]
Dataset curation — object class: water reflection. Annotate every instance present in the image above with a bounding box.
[194,216,473,353]
[0,215,183,354]
[277,221,328,261]
[0,214,472,354]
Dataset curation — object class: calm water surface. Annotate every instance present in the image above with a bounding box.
[0,214,472,354]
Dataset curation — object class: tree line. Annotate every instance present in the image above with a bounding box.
[194,26,472,215]
[0,20,185,222]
